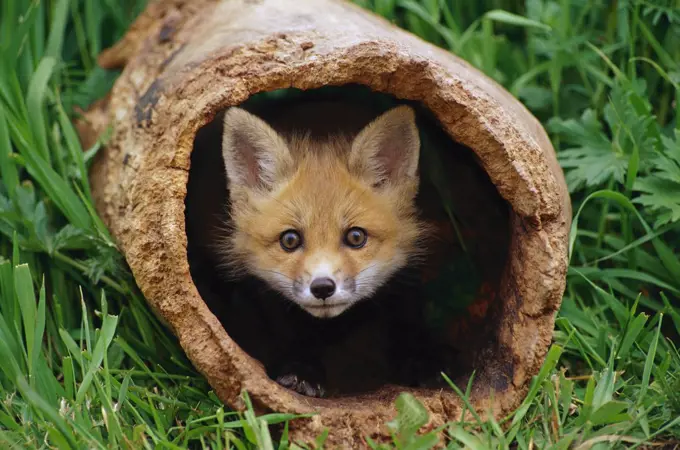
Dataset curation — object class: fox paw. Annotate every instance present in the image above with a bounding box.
[272,360,326,397]
[276,374,326,398]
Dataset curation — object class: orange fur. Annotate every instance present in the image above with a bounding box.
[219,105,426,318]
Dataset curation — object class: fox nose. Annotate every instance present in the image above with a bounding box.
[310,277,336,300]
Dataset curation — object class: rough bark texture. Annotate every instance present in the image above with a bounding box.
[80,0,571,446]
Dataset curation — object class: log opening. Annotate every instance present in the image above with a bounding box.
[185,86,511,399]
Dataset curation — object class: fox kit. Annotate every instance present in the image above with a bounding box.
[220,104,424,318]
[212,103,446,396]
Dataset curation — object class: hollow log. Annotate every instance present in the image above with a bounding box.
[79,0,571,446]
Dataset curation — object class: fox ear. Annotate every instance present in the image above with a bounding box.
[349,105,420,187]
[221,107,293,191]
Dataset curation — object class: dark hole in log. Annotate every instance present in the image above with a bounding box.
[185,85,510,398]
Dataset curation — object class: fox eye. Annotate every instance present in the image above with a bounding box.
[280,230,302,251]
[344,227,367,249]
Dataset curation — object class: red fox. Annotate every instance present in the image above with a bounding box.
[187,100,455,397]
[219,105,426,319]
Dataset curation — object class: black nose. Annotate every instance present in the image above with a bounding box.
[310,277,336,300]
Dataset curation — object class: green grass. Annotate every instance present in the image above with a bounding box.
[1,0,679,448]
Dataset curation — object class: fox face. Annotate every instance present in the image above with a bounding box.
[218,105,424,318]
